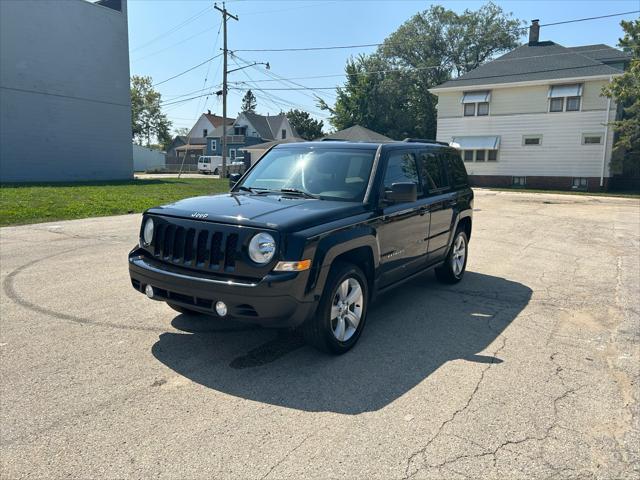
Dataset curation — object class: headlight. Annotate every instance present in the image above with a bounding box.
[143,218,154,245]
[248,232,276,264]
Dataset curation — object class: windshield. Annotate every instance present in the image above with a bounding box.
[237,147,377,202]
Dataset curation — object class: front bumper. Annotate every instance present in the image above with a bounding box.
[128,250,316,328]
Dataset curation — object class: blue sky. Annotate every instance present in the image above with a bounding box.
[128,0,639,133]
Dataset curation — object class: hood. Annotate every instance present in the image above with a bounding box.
[146,193,367,232]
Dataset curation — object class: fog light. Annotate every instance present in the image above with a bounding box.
[215,301,227,317]
[145,285,154,298]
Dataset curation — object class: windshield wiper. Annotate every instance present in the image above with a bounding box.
[236,186,255,193]
[278,188,319,199]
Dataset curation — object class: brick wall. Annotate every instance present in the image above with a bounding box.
[469,175,610,192]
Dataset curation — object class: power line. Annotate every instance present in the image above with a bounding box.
[153,53,222,87]
[232,10,639,53]
[131,5,212,52]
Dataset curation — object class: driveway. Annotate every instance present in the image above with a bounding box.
[1,190,638,479]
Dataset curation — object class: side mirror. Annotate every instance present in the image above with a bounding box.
[386,182,417,203]
[229,173,242,189]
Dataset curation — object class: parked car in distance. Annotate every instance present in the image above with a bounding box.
[129,140,473,354]
[197,155,222,175]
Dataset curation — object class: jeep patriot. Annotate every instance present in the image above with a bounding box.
[129,140,473,353]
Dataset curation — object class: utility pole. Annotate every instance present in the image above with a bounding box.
[214,2,238,179]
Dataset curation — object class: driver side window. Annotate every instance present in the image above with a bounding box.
[383,151,420,194]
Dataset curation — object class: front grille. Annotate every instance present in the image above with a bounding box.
[152,221,240,272]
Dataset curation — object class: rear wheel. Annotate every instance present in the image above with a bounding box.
[302,262,368,354]
[167,303,204,316]
[435,230,468,284]
[213,167,219,175]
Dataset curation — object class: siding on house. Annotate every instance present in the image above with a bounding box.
[437,79,610,119]
[436,108,615,178]
[0,0,132,182]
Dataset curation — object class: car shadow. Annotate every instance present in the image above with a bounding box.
[151,271,531,414]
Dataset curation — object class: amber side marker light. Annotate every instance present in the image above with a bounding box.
[273,260,312,272]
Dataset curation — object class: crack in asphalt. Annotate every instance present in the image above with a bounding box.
[260,432,314,479]
[403,335,508,479]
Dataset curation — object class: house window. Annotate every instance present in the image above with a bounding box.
[282,129,287,139]
[566,96,581,111]
[203,129,208,137]
[477,102,489,116]
[549,98,564,112]
[230,149,236,160]
[512,176,527,186]
[210,139,217,151]
[462,149,498,162]
[523,135,543,146]
[548,84,583,112]
[463,150,474,162]
[572,177,588,190]
[582,134,603,145]
[461,91,491,117]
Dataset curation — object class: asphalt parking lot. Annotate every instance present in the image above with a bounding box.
[1,189,638,479]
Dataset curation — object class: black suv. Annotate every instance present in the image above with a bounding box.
[129,140,473,353]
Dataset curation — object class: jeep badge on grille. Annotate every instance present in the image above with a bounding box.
[191,212,208,219]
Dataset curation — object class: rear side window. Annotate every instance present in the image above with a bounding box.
[417,151,450,194]
[383,151,420,192]
[447,152,469,189]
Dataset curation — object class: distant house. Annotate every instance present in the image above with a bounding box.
[188,110,234,139]
[172,137,207,170]
[239,138,306,165]
[430,20,630,192]
[205,112,298,164]
[318,125,392,142]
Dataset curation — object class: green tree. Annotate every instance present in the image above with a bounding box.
[602,20,640,173]
[241,89,257,113]
[130,75,172,148]
[285,109,324,139]
[320,2,523,139]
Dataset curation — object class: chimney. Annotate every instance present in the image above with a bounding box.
[207,109,211,115]
[529,19,540,45]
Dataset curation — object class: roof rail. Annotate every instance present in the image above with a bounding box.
[402,138,450,146]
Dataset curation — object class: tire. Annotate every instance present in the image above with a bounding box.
[435,230,468,284]
[213,168,219,176]
[167,302,204,316]
[302,262,369,354]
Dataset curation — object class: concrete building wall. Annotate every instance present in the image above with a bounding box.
[0,0,132,182]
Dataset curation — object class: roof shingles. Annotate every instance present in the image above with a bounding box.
[434,41,626,90]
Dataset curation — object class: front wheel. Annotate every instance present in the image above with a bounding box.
[302,262,369,354]
[435,230,468,284]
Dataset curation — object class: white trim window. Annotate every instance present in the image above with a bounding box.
[461,91,491,117]
[572,177,588,190]
[210,139,217,151]
[462,149,498,162]
[523,135,543,146]
[548,84,583,112]
[582,133,603,145]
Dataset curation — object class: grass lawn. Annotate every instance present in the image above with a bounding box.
[0,178,229,227]
[483,187,640,199]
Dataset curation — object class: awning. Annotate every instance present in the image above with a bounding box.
[548,84,583,98]
[452,136,501,150]
[461,91,491,103]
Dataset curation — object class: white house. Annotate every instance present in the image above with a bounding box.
[430,20,630,191]
[0,0,133,182]
[187,110,234,139]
